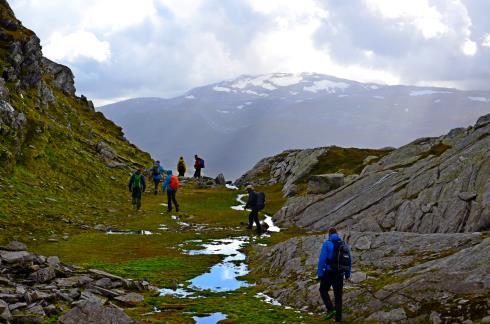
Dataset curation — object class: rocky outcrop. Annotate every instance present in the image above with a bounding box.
[236,146,388,197]
[274,114,490,234]
[307,173,344,194]
[41,57,76,96]
[252,231,490,322]
[0,242,154,323]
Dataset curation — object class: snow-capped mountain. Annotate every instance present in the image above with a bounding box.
[100,73,490,179]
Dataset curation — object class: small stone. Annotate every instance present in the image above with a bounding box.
[47,256,60,267]
[29,267,56,283]
[481,316,490,323]
[0,300,12,321]
[114,293,144,306]
[458,192,477,201]
[94,278,112,289]
[2,241,27,251]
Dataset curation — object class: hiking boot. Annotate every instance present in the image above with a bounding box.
[324,310,336,320]
[176,206,180,212]
[246,225,253,230]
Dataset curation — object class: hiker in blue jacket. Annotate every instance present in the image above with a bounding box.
[162,170,180,212]
[150,161,164,195]
[317,227,352,322]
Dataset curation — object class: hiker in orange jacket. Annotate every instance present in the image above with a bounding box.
[162,170,180,212]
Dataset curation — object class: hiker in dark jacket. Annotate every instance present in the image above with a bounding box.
[162,170,179,212]
[128,168,146,210]
[150,161,164,195]
[193,155,203,179]
[317,227,352,322]
[244,185,262,233]
[177,157,186,177]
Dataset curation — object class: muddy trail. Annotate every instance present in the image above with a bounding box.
[30,185,325,323]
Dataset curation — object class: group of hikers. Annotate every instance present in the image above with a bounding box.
[128,155,351,322]
[128,155,205,212]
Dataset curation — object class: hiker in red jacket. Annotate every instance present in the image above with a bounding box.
[193,155,204,179]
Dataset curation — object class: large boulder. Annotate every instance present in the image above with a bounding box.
[307,173,344,194]
[215,173,226,186]
[59,301,135,324]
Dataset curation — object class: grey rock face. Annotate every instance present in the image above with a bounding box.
[274,114,490,234]
[59,301,135,324]
[41,57,76,96]
[307,173,344,194]
[252,231,489,322]
[3,241,27,251]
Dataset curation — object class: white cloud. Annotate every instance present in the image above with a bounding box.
[483,34,490,48]
[81,0,157,33]
[364,0,448,38]
[44,31,111,62]
[462,39,477,56]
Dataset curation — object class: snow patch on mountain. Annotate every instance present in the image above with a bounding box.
[213,86,232,92]
[468,96,489,102]
[303,80,350,93]
[185,95,195,99]
[409,90,452,96]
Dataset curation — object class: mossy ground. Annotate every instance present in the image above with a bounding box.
[3,178,327,323]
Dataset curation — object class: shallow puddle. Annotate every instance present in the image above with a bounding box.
[193,312,227,324]
[106,230,154,235]
[187,237,250,292]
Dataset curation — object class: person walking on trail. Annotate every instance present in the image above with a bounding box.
[162,170,180,212]
[128,168,146,211]
[177,157,187,177]
[244,185,265,233]
[193,155,204,179]
[150,161,164,195]
[317,227,352,322]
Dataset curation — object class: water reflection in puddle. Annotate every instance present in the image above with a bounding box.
[193,312,227,324]
[187,237,250,292]
[106,230,154,235]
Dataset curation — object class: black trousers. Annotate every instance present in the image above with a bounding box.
[248,209,262,231]
[319,272,343,322]
[153,178,160,194]
[178,169,185,177]
[167,190,179,212]
[194,168,201,178]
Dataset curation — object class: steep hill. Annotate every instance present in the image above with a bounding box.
[100,73,490,179]
[0,0,151,242]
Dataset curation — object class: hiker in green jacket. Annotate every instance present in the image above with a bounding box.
[128,168,146,210]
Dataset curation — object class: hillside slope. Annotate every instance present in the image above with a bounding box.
[0,0,151,242]
[100,73,490,179]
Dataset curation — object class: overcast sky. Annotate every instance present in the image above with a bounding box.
[10,0,490,106]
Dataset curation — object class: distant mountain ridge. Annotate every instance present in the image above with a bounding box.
[100,72,490,179]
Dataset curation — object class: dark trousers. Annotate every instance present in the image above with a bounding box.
[178,169,185,177]
[153,178,160,194]
[319,272,343,322]
[248,209,262,231]
[131,189,142,210]
[194,168,201,178]
[167,190,179,212]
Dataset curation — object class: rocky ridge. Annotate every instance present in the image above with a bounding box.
[235,146,390,197]
[244,113,490,322]
[274,114,489,234]
[0,241,154,323]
